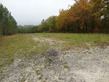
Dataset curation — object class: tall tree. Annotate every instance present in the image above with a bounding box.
[46,16,57,32]
[90,0,105,32]
[0,3,18,35]
[100,0,109,32]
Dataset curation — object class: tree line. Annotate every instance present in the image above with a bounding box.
[1,0,109,35]
[35,0,109,33]
[0,4,18,36]
[18,25,38,33]
[18,16,57,33]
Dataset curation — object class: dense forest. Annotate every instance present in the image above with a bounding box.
[18,25,38,33]
[19,0,109,33]
[1,0,109,35]
[36,0,109,33]
[0,4,18,36]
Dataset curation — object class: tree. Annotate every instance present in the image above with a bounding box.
[37,19,49,32]
[55,0,109,33]
[100,0,109,32]
[0,3,18,35]
[46,16,57,32]
[89,0,105,32]
[56,10,70,32]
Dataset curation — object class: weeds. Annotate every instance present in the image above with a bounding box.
[39,75,43,80]
[0,33,109,66]
[64,65,69,69]
[48,57,52,62]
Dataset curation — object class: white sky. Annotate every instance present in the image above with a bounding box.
[0,0,75,25]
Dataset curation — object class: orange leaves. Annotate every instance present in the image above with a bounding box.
[56,10,69,31]
[55,0,108,33]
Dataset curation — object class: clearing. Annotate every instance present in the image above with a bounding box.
[0,33,109,82]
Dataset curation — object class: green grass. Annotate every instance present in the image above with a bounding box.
[0,33,109,66]
[48,57,52,62]
[34,33,109,49]
[64,65,69,69]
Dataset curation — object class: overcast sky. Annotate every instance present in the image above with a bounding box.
[0,0,75,25]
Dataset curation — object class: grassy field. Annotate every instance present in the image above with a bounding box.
[0,33,109,66]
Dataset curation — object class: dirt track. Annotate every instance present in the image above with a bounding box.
[0,37,109,82]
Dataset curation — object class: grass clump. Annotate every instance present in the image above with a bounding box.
[64,65,69,69]
[39,75,43,80]
[48,57,52,62]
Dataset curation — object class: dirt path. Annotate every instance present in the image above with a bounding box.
[0,37,109,82]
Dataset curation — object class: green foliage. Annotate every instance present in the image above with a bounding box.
[0,3,18,35]
[37,16,57,32]
[100,0,109,32]
[37,19,49,32]
[46,16,57,32]
[18,25,38,33]
[0,27,2,36]
[0,1,109,34]
[48,57,52,62]
[64,65,69,69]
